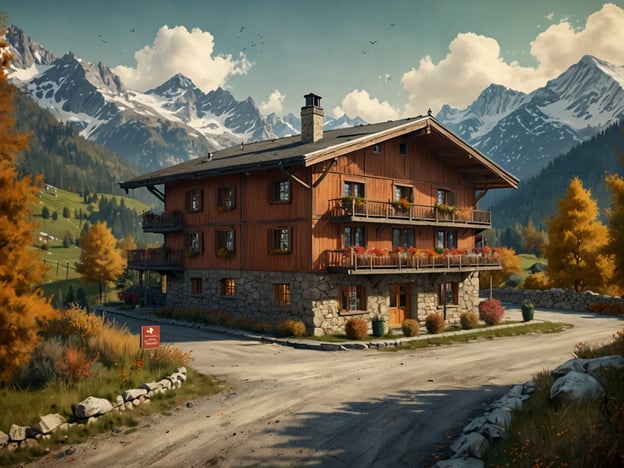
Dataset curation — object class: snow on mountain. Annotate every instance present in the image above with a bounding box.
[437,55,624,183]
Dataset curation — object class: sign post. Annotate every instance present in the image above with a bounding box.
[141,325,161,349]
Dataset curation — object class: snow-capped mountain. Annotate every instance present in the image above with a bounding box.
[437,55,624,181]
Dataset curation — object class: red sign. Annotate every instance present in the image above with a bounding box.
[141,325,161,349]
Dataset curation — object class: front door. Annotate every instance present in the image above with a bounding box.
[389,284,409,327]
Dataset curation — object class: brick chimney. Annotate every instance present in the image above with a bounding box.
[301,93,324,143]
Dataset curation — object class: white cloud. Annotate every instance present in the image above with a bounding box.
[333,89,399,123]
[399,3,624,115]
[259,89,285,115]
[113,25,251,92]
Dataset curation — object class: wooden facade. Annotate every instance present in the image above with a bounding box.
[121,95,518,334]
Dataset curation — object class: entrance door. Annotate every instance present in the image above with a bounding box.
[389,284,409,327]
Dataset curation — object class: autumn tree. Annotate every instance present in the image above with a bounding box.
[521,220,547,257]
[0,17,58,384]
[605,155,624,294]
[75,221,125,302]
[479,247,522,289]
[543,177,612,293]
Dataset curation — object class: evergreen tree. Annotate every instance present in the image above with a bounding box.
[62,231,73,248]
[0,18,58,384]
[543,177,613,293]
[62,206,71,219]
[75,221,125,302]
[41,205,50,219]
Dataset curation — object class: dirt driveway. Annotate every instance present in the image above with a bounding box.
[34,305,623,467]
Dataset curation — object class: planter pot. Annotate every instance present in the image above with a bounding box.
[521,305,535,322]
[372,320,387,337]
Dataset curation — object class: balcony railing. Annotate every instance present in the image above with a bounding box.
[325,248,501,274]
[330,198,491,227]
[127,248,184,271]
[142,210,184,232]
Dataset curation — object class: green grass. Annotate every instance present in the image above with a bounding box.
[37,278,101,309]
[0,369,225,467]
[484,329,624,467]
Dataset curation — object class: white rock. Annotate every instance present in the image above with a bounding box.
[122,388,148,402]
[450,432,490,458]
[552,358,588,376]
[75,396,113,418]
[486,409,512,429]
[9,424,28,442]
[34,413,66,435]
[550,371,605,403]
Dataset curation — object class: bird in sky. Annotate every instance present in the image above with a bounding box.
[369,40,378,45]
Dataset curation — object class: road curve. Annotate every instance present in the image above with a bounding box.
[34,305,623,467]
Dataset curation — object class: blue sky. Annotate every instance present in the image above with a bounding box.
[3,1,624,121]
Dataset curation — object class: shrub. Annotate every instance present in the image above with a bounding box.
[345,317,368,340]
[55,346,96,382]
[425,314,446,334]
[505,274,523,288]
[274,319,306,337]
[16,337,65,388]
[460,311,479,330]
[401,319,420,337]
[523,272,550,290]
[479,299,505,325]
[587,302,624,316]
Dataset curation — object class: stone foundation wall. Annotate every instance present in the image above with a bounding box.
[166,270,480,336]
[487,288,624,311]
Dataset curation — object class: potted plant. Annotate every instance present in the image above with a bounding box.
[521,301,535,322]
[372,314,387,337]
[341,196,366,210]
[391,198,411,212]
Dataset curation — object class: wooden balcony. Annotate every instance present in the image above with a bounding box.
[330,198,491,229]
[325,248,501,275]
[142,210,183,233]
[127,248,184,272]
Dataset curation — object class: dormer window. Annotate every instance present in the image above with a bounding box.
[373,144,382,154]
[399,142,408,155]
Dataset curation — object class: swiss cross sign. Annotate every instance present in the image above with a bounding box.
[141,325,161,349]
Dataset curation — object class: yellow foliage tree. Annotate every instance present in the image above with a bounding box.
[479,247,522,288]
[521,220,547,257]
[0,17,59,384]
[76,221,125,302]
[605,156,624,295]
[543,177,613,293]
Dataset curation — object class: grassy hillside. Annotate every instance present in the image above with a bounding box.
[33,186,151,287]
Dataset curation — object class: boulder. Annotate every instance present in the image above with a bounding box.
[34,413,66,434]
[0,431,9,446]
[75,396,113,418]
[450,432,490,458]
[586,355,624,376]
[8,424,28,442]
[550,371,605,403]
[122,388,148,402]
[552,358,588,376]
[435,457,484,468]
[485,409,512,429]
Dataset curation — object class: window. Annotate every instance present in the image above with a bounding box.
[436,229,457,250]
[270,179,291,203]
[372,143,382,154]
[392,228,415,249]
[436,189,455,206]
[437,282,459,306]
[274,283,291,306]
[344,181,365,198]
[190,277,203,295]
[399,142,408,155]
[339,285,366,312]
[268,227,292,254]
[221,278,236,296]
[394,185,413,202]
[185,231,203,256]
[217,186,236,212]
[344,226,365,248]
[216,229,235,257]
[186,189,202,212]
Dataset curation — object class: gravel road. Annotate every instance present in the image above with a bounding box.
[33,305,623,467]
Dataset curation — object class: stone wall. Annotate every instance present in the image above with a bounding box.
[167,270,480,336]
[488,288,624,310]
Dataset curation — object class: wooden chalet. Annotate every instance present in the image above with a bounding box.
[120,93,518,335]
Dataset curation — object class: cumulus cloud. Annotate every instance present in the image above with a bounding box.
[399,3,624,115]
[113,25,251,92]
[259,89,285,115]
[332,89,399,123]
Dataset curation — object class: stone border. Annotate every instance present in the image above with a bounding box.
[0,367,187,454]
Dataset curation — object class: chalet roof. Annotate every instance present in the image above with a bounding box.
[119,115,519,191]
